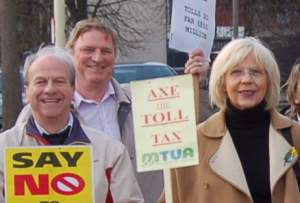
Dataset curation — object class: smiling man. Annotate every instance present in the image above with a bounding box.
[0,46,144,203]
[24,51,74,133]
[64,19,210,203]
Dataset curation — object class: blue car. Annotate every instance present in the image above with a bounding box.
[113,63,177,84]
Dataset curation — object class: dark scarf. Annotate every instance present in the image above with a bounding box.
[26,114,91,145]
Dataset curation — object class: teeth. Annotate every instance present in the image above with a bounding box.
[42,99,59,103]
[240,90,254,96]
[88,65,105,69]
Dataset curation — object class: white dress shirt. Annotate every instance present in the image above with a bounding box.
[35,113,73,135]
[74,82,121,141]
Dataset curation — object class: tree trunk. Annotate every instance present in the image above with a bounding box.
[65,0,88,27]
[0,0,23,130]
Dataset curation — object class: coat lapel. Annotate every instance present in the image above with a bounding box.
[204,109,297,201]
[269,125,298,192]
[208,125,298,199]
[209,131,252,200]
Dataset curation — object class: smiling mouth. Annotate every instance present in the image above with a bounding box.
[42,98,61,103]
[239,90,256,96]
[87,65,106,70]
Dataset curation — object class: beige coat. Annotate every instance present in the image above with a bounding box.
[159,110,300,203]
[15,78,163,203]
[0,117,144,203]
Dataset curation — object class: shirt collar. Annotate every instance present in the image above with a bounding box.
[74,81,115,108]
[34,113,74,135]
[26,113,91,145]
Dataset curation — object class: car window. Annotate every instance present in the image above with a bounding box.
[114,64,177,84]
[114,68,138,84]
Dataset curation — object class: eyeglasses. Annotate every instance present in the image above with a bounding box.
[227,67,266,79]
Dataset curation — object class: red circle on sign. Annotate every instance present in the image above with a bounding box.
[51,173,85,195]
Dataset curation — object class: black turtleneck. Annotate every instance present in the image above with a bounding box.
[225,101,271,203]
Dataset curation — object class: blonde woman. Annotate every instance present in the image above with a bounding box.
[159,37,300,203]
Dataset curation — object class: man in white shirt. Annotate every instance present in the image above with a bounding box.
[64,18,210,203]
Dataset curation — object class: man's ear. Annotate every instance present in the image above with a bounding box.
[295,98,300,104]
[24,85,29,101]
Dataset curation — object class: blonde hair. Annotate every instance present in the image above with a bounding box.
[65,18,118,54]
[209,37,280,110]
[286,57,300,114]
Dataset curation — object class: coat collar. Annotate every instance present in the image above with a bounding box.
[23,114,91,145]
[111,78,131,104]
[204,109,297,200]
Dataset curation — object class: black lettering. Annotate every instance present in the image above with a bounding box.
[35,152,62,167]
[13,152,33,168]
[185,26,207,39]
[184,15,194,24]
[60,152,83,167]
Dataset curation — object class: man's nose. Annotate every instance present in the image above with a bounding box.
[44,81,56,93]
[91,49,103,62]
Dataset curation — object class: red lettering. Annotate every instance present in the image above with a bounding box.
[158,87,169,97]
[152,131,182,146]
[141,110,187,127]
[153,113,165,123]
[178,110,183,120]
[14,173,84,196]
[148,85,180,101]
[148,89,158,100]
[161,134,171,143]
[14,174,49,195]
[172,131,182,141]
[170,85,178,96]
[153,134,160,144]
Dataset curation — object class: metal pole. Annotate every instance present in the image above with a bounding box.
[165,0,169,64]
[53,0,66,47]
[232,0,239,39]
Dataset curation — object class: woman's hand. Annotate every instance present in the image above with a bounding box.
[184,48,210,82]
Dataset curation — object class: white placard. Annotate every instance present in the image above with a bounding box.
[169,0,216,57]
[130,75,198,172]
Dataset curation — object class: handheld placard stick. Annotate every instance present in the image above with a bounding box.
[163,169,173,203]
[193,75,200,124]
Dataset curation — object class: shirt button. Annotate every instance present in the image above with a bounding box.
[202,182,209,189]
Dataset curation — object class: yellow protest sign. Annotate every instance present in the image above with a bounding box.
[4,145,94,203]
[131,74,199,172]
